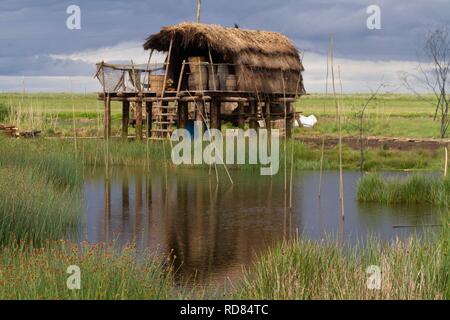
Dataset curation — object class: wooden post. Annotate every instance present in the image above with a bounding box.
[136,100,143,141]
[196,100,205,130]
[286,102,293,138]
[264,96,271,135]
[104,94,111,139]
[249,100,257,130]
[237,102,245,129]
[122,100,130,140]
[178,101,188,129]
[146,102,153,138]
[210,99,221,130]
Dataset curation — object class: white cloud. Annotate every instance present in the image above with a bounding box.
[303,52,423,93]
[1,50,427,94]
[49,41,165,65]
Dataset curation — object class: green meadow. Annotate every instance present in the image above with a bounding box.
[0,92,447,139]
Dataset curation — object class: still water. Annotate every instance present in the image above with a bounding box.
[80,168,439,285]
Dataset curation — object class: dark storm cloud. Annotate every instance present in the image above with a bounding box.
[0,0,449,76]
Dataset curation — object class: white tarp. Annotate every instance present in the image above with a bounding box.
[299,115,318,128]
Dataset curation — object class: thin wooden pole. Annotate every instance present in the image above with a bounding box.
[318,38,331,199]
[445,146,448,177]
[176,60,186,96]
[208,44,217,90]
[330,36,345,221]
[161,38,174,99]
[196,0,201,23]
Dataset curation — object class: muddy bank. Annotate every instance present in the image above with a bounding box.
[297,135,448,150]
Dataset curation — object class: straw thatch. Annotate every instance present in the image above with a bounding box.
[143,23,305,94]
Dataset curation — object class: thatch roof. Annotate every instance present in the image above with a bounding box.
[143,23,304,72]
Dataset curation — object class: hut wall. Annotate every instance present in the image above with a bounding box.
[236,66,304,94]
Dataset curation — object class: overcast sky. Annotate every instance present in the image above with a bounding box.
[0,0,448,92]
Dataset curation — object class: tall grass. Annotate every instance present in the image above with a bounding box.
[0,137,82,245]
[235,233,448,300]
[357,173,450,206]
[0,242,193,300]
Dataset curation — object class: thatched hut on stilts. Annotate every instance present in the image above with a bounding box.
[96,23,305,140]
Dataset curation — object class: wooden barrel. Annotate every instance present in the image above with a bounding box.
[149,75,165,93]
[208,75,219,90]
[188,72,208,91]
[225,75,237,91]
[207,65,219,90]
[217,64,229,90]
[188,56,207,74]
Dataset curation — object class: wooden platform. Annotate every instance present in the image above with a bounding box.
[98,90,302,141]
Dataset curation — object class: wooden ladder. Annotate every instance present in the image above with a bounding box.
[150,102,177,139]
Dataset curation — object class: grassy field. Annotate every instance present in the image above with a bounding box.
[0,138,82,245]
[0,135,445,172]
[0,93,447,139]
[297,94,444,139]
[0,242,194,300]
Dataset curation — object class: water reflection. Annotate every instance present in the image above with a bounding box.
[82,168,439,285]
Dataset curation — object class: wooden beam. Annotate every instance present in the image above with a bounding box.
[218,97,255,103]
[179,96,211,102]
[122,100,130,140]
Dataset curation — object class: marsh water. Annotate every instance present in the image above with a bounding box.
[79,168,439,285]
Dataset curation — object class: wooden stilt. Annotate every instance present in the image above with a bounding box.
[264,96,271,135]
[249,100,257,130]
[237,102,245,129]
[122,100,130,140]
[136,100,143,141]
[196,100,205,129]
[146,102,153,138]
[178,101,188,129]
[286,102,293,138]
[104,93,111,139]
[210,99,221,130]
